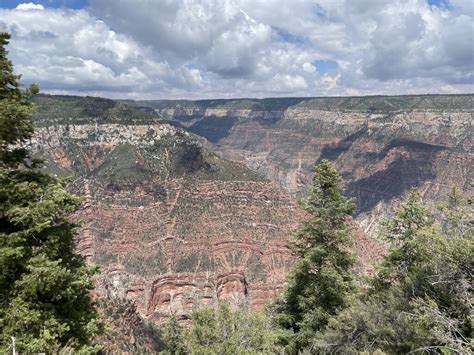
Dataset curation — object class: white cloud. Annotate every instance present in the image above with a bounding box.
[269,74,308,92]
[89,0,273,78]
[303,62,316,73]
[318,73,340,93]
[15,3,44,11]
[0,0,472,98]
[0,6,204,97]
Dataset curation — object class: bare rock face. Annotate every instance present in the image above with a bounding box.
[148,95,473,236]
[73,178,301,322]
[30,95,304,324]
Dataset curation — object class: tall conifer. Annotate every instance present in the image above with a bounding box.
[0,32,100,353]
[273,159,357,352]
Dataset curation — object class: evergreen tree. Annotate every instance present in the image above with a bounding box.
[0,32,100,353]
[160,304,280,354]
[186,303,280,354]
[315,189,473,354]
[160,315,186,355]
[373,189,435,291]
[272,159,357,352]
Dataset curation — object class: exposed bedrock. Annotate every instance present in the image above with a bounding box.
[30,95,309,323]
[29,94,472,328]
[150,95,473,235]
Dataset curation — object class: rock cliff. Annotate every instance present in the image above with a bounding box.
[29,93,470,349]
[145,95,473,235]
[29,95,305,325]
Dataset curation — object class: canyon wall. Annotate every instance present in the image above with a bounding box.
[147,95,473,235]
[29,93,471,342]
[30,95,305,324]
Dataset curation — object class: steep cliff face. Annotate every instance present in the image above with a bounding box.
[30,95,305,323]
[146,95,473,234]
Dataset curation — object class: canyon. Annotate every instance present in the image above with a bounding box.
[143,95,473,235]
[30,95,305,332]
[29,93,472,351]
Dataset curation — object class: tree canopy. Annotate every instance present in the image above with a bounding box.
[161,304,281,354]
[314,189,473,354]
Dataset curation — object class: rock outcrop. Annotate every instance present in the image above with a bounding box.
[29,93,471,343]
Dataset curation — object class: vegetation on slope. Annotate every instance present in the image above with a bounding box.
[161,304,281,354]
[31,94,266,186]
[141,94,473,113]
[32,93,164,126]
[313,188,473,354]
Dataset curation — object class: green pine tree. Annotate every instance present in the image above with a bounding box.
[315,188,473,354]
[372,189,435,291]
[160,314,187,355]
[272,159,357,353]
[0,32,100,353]
[185,303,280,354]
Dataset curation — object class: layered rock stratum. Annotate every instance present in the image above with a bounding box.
[29,95,304,330]
[143,95,473,235]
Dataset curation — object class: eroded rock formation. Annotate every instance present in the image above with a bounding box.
[147,95,473,235]
[30,95,305,325]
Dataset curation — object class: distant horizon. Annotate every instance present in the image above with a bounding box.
[35,91,474,102]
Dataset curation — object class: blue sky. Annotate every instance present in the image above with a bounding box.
[274,27,307,45]
[427,0,452,9]
[313,60,338,75]
[0,0,472,99]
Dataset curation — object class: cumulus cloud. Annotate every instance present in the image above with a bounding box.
[341,0,474,84]
[239,0,473,90]
[0,0,472,98]
[0,5,206,98]
[303,62,316,73]
[89,0,273,78]
[15,3,44,11]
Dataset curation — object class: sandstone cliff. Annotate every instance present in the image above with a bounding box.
[28,93,470,349]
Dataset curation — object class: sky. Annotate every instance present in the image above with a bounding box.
[0,0,473,99]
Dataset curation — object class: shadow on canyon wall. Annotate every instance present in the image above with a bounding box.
[185,116,240,143]
[318,135,448,213]
[316,126,369,163]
